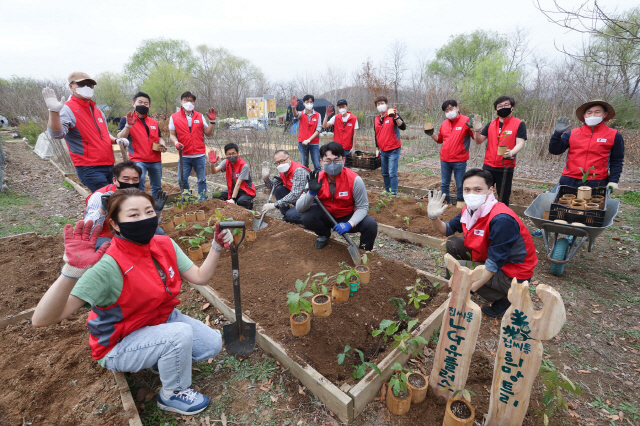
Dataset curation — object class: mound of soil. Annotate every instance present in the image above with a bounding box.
[0,234,64,317]
[163,200,447,385]
[509,188,542,206]
[357,169,442,190]
[368,192,461,237]
[144,179,181,194]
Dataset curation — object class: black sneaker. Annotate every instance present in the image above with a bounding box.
[481,298,511,318]
[315,236,329,249]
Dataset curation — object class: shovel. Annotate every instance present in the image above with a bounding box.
[314,196,361,266]
[220,221,256,357]
[499,156,516,203]
[253,185,276,230]
[118,140,129,161]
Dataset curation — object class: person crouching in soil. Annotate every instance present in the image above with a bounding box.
[260,149,310,224]
[32,188,234,416]
[296,142,378,250]
[210,143,256,210]
[426,168,538,317]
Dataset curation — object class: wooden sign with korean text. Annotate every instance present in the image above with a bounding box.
[429,254,484,399]
[484,280,565,425]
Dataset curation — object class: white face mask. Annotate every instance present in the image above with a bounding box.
[276,163,290,173]
[445,110,458,120]
[377,104,388,113]
[463,192,488,210]
[304,103,313,111]
[339,108,347,115]
[76,86,94,98]
[182,102,195,112]
[584,116,603,126]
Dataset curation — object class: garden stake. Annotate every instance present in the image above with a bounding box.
[253,185,276,230]
[484,280,565,425]
[429,254,483,400]
[314,196,361,266]
[219,221,256,357]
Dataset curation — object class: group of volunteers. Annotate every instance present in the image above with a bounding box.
[35,70,624,417]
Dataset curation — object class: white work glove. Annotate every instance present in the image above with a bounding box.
[262,203,276,214]
[503,149,513,158]
[42,87,66,112]
[607,182,618,193]
[427,190,448,220]
[212,224,234,252]
[472,114,483,132]
[226,199,236,204]
[261,161,270,179]
[116,138,129,148]
[302,139,310,145]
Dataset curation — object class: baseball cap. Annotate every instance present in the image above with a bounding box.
[336,99,348,106]
[68,71,97,85]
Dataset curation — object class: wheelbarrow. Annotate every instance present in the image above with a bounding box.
[524,192,619,276]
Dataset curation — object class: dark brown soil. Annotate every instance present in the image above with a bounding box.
[293,314,307,323]
[162,199,446,385]
[509,187,542,206]
[0,234,64,317]
[368,191,462,236]
[394,389,410,400]
[335,283,349,290]
[450,399,472,419]
[408,373,426,388]
[314,295,329,304]
[143,179,181,194]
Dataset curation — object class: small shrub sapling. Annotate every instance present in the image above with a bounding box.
[391,319,428,356]
[286,279,314,316]
[388,362,413,397]
[337,345,381,380]
[389,297,411,321]
[406,278,431,309]
[536,359,582,426]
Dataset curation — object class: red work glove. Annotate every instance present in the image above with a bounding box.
[61,220,110,278]
[206,107,217,121]
[213,223,234,250]
[175,142,184,151]
[326,105,334,116]
[125,112,137,127]
[290,95,298,108]
[208,150,218,163]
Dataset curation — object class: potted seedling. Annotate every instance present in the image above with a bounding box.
[161,218,175,232]
[173,213,185,226]
[390,319,429,403]
[337,263,360,297]
[192,224,214,253]
[355,253,371,285]
[423,114,434,134]
[577,166,596,200]
[309,272,331,317]
[287,278,313,337]
[186,211,197,222]
[180,236,204,261]
[337,345,382,380]
[386,362,413,416]
[232,228,242,244]
[173,191,188,213]
[195,210,205,221]
[441,387,476,426]
[332,266,354,303]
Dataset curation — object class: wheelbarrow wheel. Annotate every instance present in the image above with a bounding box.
[550,238,569,276]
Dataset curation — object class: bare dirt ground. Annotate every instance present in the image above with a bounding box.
[1,129,639,425]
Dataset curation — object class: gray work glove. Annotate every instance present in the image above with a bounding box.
[427,190,448,220]
[100,191,114,212]
[555,117,571,134]
[261,161,270,179]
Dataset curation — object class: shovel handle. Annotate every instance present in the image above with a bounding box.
[256,185,277,228]
[219,221,245,256]
[314,196,358,247]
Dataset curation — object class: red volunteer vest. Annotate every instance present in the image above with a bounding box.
[225,157,256,198]
[317,167,357,218]
[297,111,320,144]
[171,110,206,155]
[562,123,617,181]
[438,114,472,162]
[128,116,161,163]
[85,183,117,239]
[87,235,182,359]
[332,112,358,151]
[461,203,537,280]
[484,116,522,168]
[64,96,115,167]
[374,113,401,152]
[279,161,309,190]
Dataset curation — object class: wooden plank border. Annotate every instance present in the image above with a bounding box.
[378,223,446,249]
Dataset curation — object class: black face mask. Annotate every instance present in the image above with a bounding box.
[135,105,149,115]
[117,180,139,189]
[497,107,512,118]
[116,216,158,245]
[227,156,238,164]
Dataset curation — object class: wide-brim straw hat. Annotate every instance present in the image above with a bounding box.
[575,100,616,122]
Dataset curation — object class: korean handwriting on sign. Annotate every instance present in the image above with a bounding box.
[438,318,466,389]
[498,309,532,407]
[448,307,474,323]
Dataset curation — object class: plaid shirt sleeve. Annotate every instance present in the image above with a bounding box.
[275,168,309,207]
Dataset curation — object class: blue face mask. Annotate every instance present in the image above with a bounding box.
[323,162,343,176]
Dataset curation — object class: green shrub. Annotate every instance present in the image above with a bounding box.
[19,120,44,145]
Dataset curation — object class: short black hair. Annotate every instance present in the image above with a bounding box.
[588,103,608,112]
[462,168,493,188]
[319,142,344,158]
[224,143,239,154]
[493,96,515,110]
[441,99,457,111]
[302,94,314,103]
[274,149,290,157]
[132,91,151,103]
[374,95,388,106]
[181,91,196,101]
[113,161,142,179]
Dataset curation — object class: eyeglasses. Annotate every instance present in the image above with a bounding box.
[496,103,511,109]
[322,158,343,164]
[73,81,95,89]
[274,157,289,166]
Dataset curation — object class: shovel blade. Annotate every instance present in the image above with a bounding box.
[222,321,257,357]
[348,244,361,267]
[252,215,268,230]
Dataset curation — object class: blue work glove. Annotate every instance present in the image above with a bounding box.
[333,222,352,235]
[307,170,323,196]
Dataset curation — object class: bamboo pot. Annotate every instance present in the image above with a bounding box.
[173,205,183,214]
[585,203,599,210]
[195,210,205,221]
[311,294,332,317]
[290,312,311,337]
[497,145,509,156]
[443,398,475,426]
[561,194,576,200]
[542,211,550,220]
[332,284,350,303]
[161,219,175,231]
[188,246,203,261]
[407,372,428,404]
[152,142,161,151]
[386,385,412,416]
[186,212,196,222]
[577,186,592,200]
[173,214,184,226]
[356,265,370,285]
[245,230,257,241]
[201,242,211,253]
[233,233,242,245]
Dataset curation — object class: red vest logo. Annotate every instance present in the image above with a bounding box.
[98,118,103,123]
[474,229,485,236]
[504,130,512,134]
[338,191,348,197]
[597,138,608,142]
[455,127,462,130]
[194,120,200,123]
[150,126,156,129]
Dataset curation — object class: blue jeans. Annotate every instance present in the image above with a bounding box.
[380,147,401,194]
[298,143,321,172]
[178,155,207,199]
[135,161,163,198]
[440,161,466,201]
[103,309,222,392]
[75,165,114,193]
[274,185,303,224]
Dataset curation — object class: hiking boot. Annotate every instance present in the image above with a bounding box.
[532,229,543,237]
[315,236,329,249]
[157,388,210,416]
[481,298,511,318]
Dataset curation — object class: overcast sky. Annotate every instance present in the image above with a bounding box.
[1,0,637,84]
